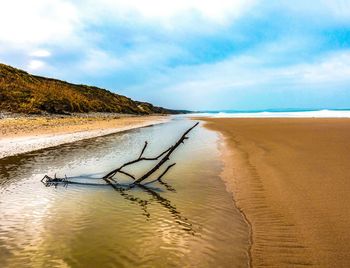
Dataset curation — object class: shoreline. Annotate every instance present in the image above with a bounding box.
[199,117,350,267]
[216,131,253,268]
[0,115,169,159]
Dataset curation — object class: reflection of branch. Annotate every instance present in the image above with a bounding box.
[138,184,194,234]
[158,179,176,192]
[117,188,151,218]
[42,176,194,233]
[102,177,120,191]
[41,122,199,233]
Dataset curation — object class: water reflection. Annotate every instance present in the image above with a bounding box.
[39,122,198,233]
[42,173,195,235]
[0,119,250,267]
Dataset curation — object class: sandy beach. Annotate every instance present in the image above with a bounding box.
[0,114,168,159]
[200,118,350,267]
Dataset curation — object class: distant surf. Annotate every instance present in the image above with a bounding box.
[189,109,350,118]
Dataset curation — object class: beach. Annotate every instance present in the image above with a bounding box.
[0,119,250,267]
[0,114,168,159]
[200,118,350,267]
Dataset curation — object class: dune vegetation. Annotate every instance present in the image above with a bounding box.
[0,63,178,115]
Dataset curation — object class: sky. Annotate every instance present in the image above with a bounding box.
[0,0,350,111]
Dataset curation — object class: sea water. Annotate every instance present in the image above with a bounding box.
[0,118,249,267]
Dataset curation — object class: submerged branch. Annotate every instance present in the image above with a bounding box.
[41,122,199,234]
[133,122,199,184]
[157,163,176,180]
[43,122,198,191]
[100,122,198,188]
[139,141,148,159]
[41,122,199,190]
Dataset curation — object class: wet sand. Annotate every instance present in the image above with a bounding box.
[200,118,350,267]
[0,119,250,267]
[0,115,168,159]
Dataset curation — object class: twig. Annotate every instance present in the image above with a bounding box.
[139,141,148,159]
[118,170,136,180]
[157,163,176,180]
[102,147,172,179]
[43,122,199,192]
[133,122,198,184]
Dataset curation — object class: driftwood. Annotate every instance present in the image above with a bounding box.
[41,122,199,233]
[42,122,198,190]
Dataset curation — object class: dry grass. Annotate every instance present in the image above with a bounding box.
[0,63,174,115]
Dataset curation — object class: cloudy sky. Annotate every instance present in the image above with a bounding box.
[1,0,350,110]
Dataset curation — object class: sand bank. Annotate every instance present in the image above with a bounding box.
[200,118,350,267]
[0,115,168,159]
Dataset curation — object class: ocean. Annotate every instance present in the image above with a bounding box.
[188,109,350,118]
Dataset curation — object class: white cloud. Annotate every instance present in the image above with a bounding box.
[121,0,255,21]
[126,49,350,109]
[82,0,257,26]
[290,51,350,84]
[1,0,350,110]
[323,0,350,19]
[30,49,51,58]
[0,0,79,46]
[78,49,121,74]
[0,0,257,55]
[28,59,45,70]
[268,1,350,25]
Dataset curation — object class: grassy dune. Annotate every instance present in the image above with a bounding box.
[0,63,179,115]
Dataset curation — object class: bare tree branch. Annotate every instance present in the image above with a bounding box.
[43,122,199,190]
[157,163,176,180]
[139,141,148,159]
[102,147,172,180]
[41,123,199,234]
[118,170,136,180]
[144,163,176,185]
[133,122,199,185]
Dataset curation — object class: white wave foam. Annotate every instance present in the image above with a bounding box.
[188,110,350,118]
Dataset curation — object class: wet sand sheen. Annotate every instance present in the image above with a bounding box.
[201,118,350,267]
[0,119,250,267]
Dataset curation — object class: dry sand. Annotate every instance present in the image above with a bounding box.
[0,115,168,159]
[201,118,350,267]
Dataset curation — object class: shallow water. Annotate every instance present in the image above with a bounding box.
[0,118,249,267]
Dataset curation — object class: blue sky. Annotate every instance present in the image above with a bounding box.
[1,0,350,110]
